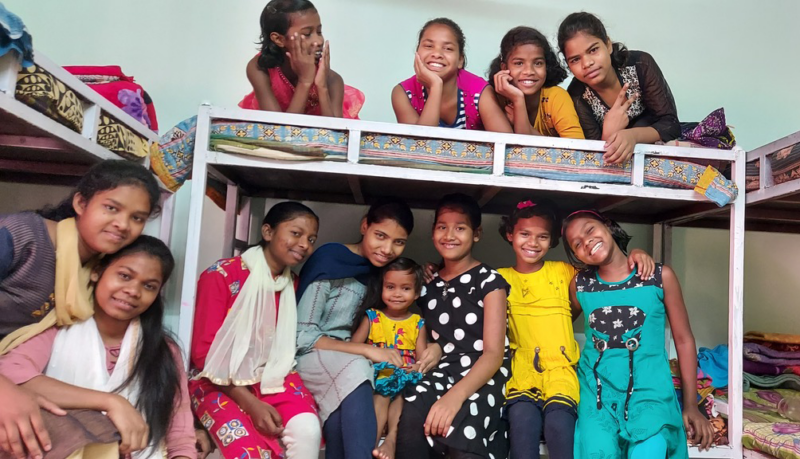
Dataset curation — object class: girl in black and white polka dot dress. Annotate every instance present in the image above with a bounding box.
[396,194,511,459]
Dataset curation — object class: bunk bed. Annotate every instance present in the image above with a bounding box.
[177,104,747,458]
[0,48,174,243]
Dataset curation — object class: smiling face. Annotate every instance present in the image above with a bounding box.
[92,252,163,325]
[263,214,319,273]
[274,9,324,63]
[507,216,552,272]
[433,209,479,263]
[416,23,464,81]
[73,185,152,261]
[503,43,547,97]
[564,216,618,266]
[359,219,409,267]
[563,31,614,88]
[381,269,419,315]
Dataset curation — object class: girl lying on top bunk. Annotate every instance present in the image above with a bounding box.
[240,0,364,118]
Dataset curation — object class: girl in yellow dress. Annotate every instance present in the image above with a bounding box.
[497,200,654,459]
[352,257,427,459]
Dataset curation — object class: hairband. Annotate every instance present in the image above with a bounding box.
[561,209,606,236]
[516,200,536,210]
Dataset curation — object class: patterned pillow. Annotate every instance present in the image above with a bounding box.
[97,113,149,160]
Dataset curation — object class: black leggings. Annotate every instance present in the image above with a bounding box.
[508,401,576,459]
[395,401,483,459]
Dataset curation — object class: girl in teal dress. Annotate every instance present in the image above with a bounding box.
[562,210,714,458]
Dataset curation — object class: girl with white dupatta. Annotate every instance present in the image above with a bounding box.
[189,202,322,459]
[0,236,196,459]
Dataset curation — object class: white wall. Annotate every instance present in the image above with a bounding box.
[6,0,799,149]
[4,0,800,344]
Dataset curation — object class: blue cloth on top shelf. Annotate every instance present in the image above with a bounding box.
[0,3,33,67]
[698,345,729,388]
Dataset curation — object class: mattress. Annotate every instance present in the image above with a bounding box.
[15,64,84,133]
[745,140,800,192]
[740,388,800,459]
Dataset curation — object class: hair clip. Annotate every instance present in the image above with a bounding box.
[516,200,536,210]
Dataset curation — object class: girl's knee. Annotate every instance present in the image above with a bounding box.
[284,412,322,444]
[629,432,667,459]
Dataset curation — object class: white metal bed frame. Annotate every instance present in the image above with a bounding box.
[746,130,800,204]
[0,49,174,243]
[180,104,746,458]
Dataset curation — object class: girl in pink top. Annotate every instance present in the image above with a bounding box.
[392,18,511,132]
[0,236,196,459]
[239,0,364,119]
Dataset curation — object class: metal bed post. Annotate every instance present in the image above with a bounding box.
[729,148,747,459]
[176,105,212,359]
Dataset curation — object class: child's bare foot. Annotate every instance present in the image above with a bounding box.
[373,437,396,459]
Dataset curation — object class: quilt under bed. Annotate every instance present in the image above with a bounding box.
[738,389,800,459]
[746,140,800,192]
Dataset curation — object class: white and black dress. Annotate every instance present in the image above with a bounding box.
[398,263,511,459]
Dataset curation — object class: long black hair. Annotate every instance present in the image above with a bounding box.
[37,160,161,221]
[258,201,319,248]
[488,26,567,89]
[561,210,632,268]
[417,17,467,68]
[498,198,561,248]
[93,235,178,450]
[257,0,317,71]
[557,12,629,69]
[351,257,423,335]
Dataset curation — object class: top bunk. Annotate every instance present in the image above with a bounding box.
[0,49,161,187]
[664,130,800,233]
[187,105,746,224]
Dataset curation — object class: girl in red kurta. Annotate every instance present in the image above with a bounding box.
[190,202,322,459]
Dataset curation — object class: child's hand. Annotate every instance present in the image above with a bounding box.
[366,347,404,368]
[194,428,214,459]
[417,343,442,373]
[683,406,714,451]
[604,129,637,164]
[414,53,442,90]
[424,393,463,438]
[246,401,284,437]
[493,70,524,104]
[603,83,635,137]
[285,33,317,85]
[106,394,149,455]
[314,40,330,90]
[423,262,439,283]
[627,249,655,279]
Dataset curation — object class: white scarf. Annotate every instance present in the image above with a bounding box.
[45,317,165,459]
[196,246,297,394]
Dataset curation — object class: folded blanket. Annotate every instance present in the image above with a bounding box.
[744,372,800,392]
[745,360,786,376]
[0,2,33,67]
[698,345,729,388]
[745,342,800,366]
[746,332,800,346]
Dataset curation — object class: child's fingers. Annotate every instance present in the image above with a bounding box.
[614,83,630,107]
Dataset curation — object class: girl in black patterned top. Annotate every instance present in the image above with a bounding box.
[558,12,680,165]
[396,193,510,459]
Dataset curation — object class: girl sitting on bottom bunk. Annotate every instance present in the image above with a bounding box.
[488,27,584,139]
[558,12,680,164]
[190,202,321,459]
[563,210,714,458]
[351,258,427,459]
[0,160,161,459]
[397,194,510,459]
[392,18,512,133]
[240,0,364,118]
[0,236,196,459]
[496,200,653,459]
